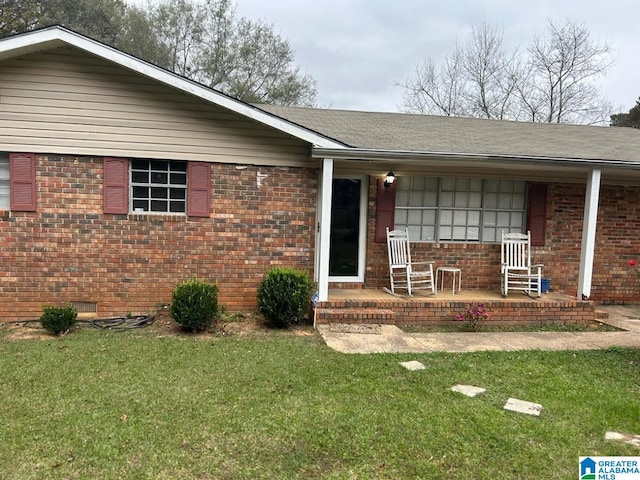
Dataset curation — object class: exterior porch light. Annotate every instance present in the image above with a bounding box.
[384,171,396,188]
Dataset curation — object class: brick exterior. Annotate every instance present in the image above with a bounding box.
[315,297,594,326]
[3,161,639,323]
[0,155,317,321]
[364,177,640,304]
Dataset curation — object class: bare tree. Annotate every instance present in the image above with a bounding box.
[462,23,520,120]
[523,20,613,124]
[400,20,613,125]
[401,44,467,116]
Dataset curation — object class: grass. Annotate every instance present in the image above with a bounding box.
[0,326,639,479]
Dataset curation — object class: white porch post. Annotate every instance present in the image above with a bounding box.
[317,158,333,301]
[578,168,601,300]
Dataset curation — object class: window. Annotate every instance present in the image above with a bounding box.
[130,159,187,213]
[394,176,526,243]
[0,153,8,209]
[104,158,210,217]
[0,152,36,211]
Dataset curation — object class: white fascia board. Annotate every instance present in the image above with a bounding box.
[0,27,346,150]
[312,146,640,169]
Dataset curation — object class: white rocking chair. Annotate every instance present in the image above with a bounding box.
[386,227,435,296]
[501,231,543,297]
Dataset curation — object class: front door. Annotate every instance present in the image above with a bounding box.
[329,177,367,282]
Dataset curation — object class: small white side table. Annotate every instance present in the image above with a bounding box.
[436,267,462,294]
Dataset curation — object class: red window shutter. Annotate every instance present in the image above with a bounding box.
[103,157,128,214]
[374,178,396,242]
[528,183,547,246]
[9,153,36,211]
[187,162,211,217]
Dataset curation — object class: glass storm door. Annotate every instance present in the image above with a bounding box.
[329,178,366,280]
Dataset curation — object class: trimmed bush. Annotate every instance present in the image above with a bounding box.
[257,267,313,328]
[170,279,219,331]
[40,304,78,335]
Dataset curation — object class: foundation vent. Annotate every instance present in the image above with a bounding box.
[71,301,98,316]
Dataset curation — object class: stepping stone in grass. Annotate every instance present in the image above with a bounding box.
[450,384,486,397]
[399,360,425,371]
[503,397,542,417]
[605,431,640,448]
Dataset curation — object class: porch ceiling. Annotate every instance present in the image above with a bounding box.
[330,156,640,185]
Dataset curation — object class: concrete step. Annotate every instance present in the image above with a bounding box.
[315,308,395,324]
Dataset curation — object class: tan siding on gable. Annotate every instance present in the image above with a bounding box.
[0,47,312,166]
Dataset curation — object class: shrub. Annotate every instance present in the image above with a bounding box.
[455,302,490,331]
[257,267,313,328]
[170,279,219,331]
[40,304,78,335]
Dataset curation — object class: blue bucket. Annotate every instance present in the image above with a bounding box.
[541,278,550,294]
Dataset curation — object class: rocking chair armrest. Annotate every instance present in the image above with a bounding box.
[412,261,434,265]
[531,263,544,269]
[503,264,527,270]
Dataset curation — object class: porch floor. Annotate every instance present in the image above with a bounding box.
[316,288,597,327]
[327,288,567,303]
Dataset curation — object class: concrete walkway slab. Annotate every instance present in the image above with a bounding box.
[504,397,543,417]
[598,305,640,333]
[451,384,486,397]
[605,431,640,448]
[399,360,425,371]
[317,305,640,354]
[317,324,430,354]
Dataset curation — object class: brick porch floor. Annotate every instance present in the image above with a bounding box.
[314,288,599,327]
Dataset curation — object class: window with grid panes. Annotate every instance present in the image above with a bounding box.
[394,176,526,243]
[0,153,8,209]
[131,159,187,213]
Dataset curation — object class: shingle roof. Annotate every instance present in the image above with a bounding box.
[256,105,640,163]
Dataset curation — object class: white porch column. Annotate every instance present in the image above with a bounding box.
[317,158,333,301]
[578,169,601,300]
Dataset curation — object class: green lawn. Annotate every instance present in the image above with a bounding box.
[0,325,639,479]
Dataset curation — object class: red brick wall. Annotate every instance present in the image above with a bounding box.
[365,177,640,304]
[0,155,317,321]
[315,297,594,326]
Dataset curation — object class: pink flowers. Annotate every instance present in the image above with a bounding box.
[455,302,490,331]
[630,260,637,267]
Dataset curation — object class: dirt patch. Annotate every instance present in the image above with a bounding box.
[1,320,52,341]
[149,308,314,338]
[0,308,315,341]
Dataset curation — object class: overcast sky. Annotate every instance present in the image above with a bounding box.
[230,0,639,115]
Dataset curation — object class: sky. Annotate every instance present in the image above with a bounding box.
[227,0,639,115]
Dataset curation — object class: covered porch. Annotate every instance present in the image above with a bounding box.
[257,104,640,316]
[315,288,600,327]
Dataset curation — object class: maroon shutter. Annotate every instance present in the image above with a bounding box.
[528,183,547,246]
[374,178,396,242]
[187,162,211,217]
[9,153,36,211]
[103,157,128,214]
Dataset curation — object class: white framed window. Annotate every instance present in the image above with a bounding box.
[0,153,9,210]
[130,159,187,213]
[395,176,526,243]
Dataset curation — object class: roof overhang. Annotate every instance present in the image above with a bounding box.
[312,146,640,171]
[0,26,346,150]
